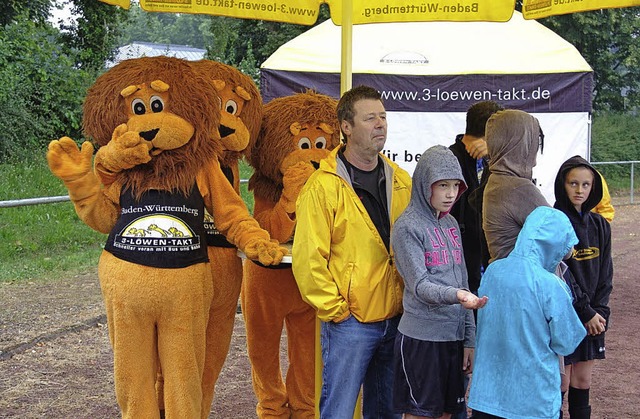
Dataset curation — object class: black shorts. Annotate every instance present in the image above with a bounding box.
[393,333,465,417]
[565,333,606,364]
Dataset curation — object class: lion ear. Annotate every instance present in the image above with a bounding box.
[319,122,334,135]
[235,85,252,101]
[289,122,302,136]
[151,80,170,92]
[120,85,138,98]
[212,79,226,92]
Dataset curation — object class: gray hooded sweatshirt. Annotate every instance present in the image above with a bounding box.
[482,109,550,263]
[391,145,475,345]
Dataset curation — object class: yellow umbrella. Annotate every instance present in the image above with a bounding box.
[100,0,515,25]
[100,0,515,91]
[522,0,640,19]
[99,1,640,89]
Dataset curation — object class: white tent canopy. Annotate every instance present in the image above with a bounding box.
[260,11,593,203]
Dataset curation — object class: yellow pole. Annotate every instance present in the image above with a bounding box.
[340,0,353,95]
[316,4,357,418]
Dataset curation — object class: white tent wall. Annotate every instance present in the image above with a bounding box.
[383,111,590,202]
[260,12,593,203]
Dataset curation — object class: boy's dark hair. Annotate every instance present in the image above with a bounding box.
[465,101,504,138]
[336,85,383,141]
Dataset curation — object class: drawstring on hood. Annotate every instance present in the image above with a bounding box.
[410,145,467,218]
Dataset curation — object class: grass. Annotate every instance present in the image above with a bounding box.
[0,156,254,283]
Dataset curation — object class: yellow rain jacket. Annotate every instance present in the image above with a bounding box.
[292,145,412,323]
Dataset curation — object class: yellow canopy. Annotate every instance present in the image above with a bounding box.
[100,0,516,25]
[522,0,640,19]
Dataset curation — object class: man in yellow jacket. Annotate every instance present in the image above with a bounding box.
[292,85,411,419]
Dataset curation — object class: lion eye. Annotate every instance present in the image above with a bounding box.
[150,96,164,113]
[132,99,146,115]
[298,137,311,149]
[224,100,238,115]
[315,137,327,149]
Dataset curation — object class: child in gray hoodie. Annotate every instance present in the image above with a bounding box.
[391,145,488,419]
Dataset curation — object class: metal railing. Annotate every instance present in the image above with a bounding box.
[0,179,250,208]
[2,161,639,207]
[590,160,639,204]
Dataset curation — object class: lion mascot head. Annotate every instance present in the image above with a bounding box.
[83,56,223,199]
[191,60,262,167]
[247,90,341,203]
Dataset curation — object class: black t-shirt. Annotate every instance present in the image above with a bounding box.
[104,184,209,268]
[339,151,390,250]
[204,163,236,248]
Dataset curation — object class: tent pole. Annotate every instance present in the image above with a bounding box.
[314,8,360,419]
[340,0,353,95]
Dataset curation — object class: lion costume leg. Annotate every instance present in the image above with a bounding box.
[99,252,212,419]
[242,261,316,418]
[242,261,290,418]
[200,246,243,418]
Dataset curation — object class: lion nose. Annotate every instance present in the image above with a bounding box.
[140,128,159,141]
[311,161,320,170]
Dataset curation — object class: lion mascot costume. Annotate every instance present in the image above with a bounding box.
[153,59,264,418]
[241,91,341,418]
[46,56,285,419]
[194,59,264,417]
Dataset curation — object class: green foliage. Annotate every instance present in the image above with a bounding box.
[0,0,52,26]
[590,111,640,191]
[58,0,128,72]
[0,159,106,282]
[540,8,640,112]
[0,14,93,162]
[206,4,331,69]
[117,4,214,49]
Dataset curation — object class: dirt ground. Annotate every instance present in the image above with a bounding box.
[1,206,639,418]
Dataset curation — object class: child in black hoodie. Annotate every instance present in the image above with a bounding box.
[553,155,613,419]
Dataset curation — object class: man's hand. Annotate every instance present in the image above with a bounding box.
[47,137,94,182]
[457,289,488,310]
[465,138,488,159]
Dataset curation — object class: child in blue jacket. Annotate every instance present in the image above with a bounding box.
[468,206,586,419]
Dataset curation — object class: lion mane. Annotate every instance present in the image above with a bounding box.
[82,57,223,198]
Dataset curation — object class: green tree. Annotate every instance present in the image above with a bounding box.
[206,5,331,69]
[0,14,92,162]
[57,0,128,72]
[117,4,214,49]
[539,8,640,112]
[0,0,52,26]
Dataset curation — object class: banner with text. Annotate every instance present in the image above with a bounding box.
[261,70,593,113]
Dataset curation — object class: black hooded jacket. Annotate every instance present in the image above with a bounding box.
[553,155,613,324]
